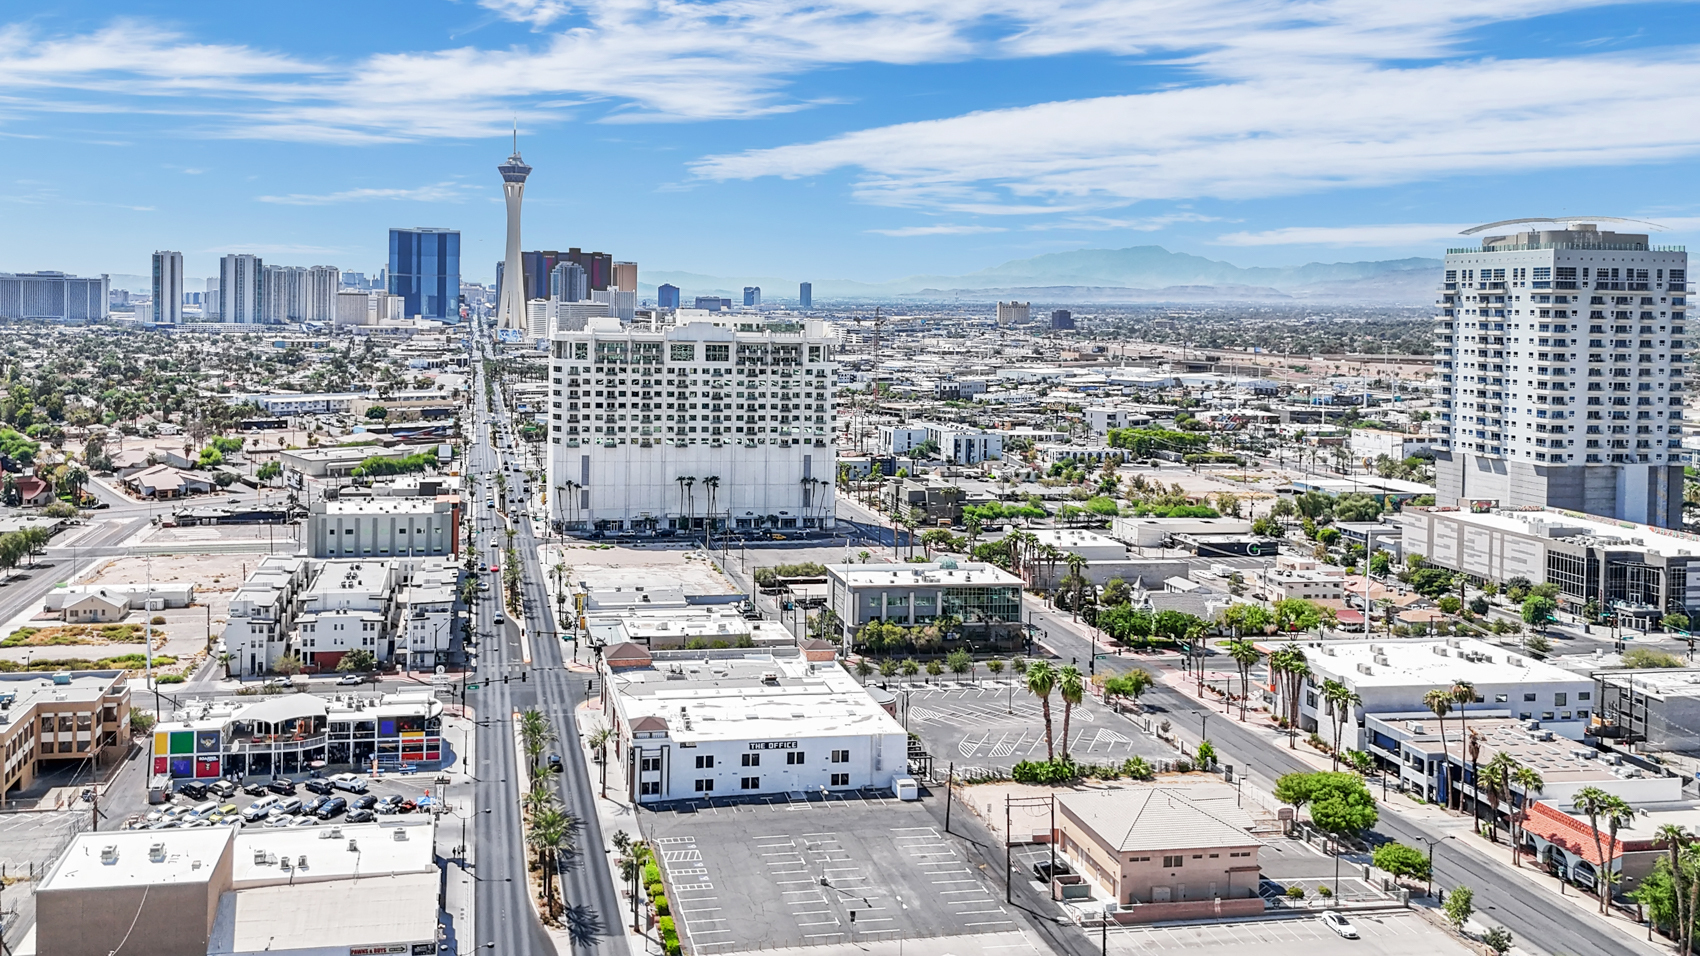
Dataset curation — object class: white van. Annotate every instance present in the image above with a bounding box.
[242,795,281,822]
[191,801,219,819]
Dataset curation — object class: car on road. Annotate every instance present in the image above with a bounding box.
[261,677,291,690]
[1319,912,1359,939]
[547,753,563,773]
[336,673,366,686]
[345,808,377,823]
[316,797,348,819]
[304,778,335,796]
[330,773,368,794]
[266,778,297,796]
[493,615,505,626]
[1032,860,1072,883]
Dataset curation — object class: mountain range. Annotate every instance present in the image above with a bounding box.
[642,245,1441,306]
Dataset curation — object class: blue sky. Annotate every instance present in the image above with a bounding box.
[4,0,1700,287]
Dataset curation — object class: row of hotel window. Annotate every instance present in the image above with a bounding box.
[633,774,855,796]
[641,750,854,770]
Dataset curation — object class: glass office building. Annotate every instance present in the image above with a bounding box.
[388,227,461,322]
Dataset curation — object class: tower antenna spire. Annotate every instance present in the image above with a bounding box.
[513,117,518,154]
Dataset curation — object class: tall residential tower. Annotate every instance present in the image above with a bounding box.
[497,136,532,330]
[1435,219,1689,527]
[150,251,183,325]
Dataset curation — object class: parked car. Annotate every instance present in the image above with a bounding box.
[242,781,268,796]
[176,782,209,801]
[208,780,238,799]
[344,809,377,823]
[303,795,330,815]
[330,773,368,794]
[352,795,378,810]
[1319,913,1358,939]
[1032,860,1072,883]
[266,777,297,796]
[265,814,297,828]
[242,796,281,822]
[304,778,335,796]
[189,801,219,818]
[316,797,348,820]
[274,797,304,816]
[337,673,366,686]
[290,815,317,827]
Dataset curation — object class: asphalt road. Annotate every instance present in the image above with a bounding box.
[469,351,625,956]
[1024,604,1661,956]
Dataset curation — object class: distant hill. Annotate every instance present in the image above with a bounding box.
[641,245,1442,305]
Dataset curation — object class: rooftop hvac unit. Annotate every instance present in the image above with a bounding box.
[393,827,408,841]
[100,845,118,865]
[149,843,166,863]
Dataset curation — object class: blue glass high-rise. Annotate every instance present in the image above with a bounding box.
[388,227,461,322]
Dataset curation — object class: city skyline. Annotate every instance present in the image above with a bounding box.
[3,3,1700,283]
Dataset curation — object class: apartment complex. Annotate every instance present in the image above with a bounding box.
[151,251,183,325]
[1434,220,1689,526]
[0,671,131,804]
[545,312,838,533]
[218,254,264,324]
[0,271,109,323]
[219,555,463,677]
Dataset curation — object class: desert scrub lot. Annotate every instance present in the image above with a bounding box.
[1,623,145,647]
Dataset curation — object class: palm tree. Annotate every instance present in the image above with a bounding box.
[1452,679,1478,814]
[587,725,614,798]
[1226,639,1262,722]
[522,779,559,820]
[1510,765,1545,866]
[1268,646,1308,748]
[703,475,720,545]
[1654,825,1694,955]
[1422,688,1454,795]
[1320,679,1361,771]
[519,708,555,775]
[1025,659,1058,761]
[1573,786,1618,908]
[1599,795,1637,912]
[217,651,235,680]
[1480,750,1519,842]
[527,806,576,917]
[1056,665,1084,762]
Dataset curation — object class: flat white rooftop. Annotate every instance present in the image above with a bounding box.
[232,819,435,886]
[1303,637,1589,688]
[42,828,230,891]
[1410,507,1700,560]
[611,654,904,744]
[209,871,438,955]
[825,561,1021,588]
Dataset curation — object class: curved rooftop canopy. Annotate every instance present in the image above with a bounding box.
[1461,217,1665,236]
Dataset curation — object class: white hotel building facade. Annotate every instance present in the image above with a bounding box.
[545,312,839,533]
[1435,220,1689,527]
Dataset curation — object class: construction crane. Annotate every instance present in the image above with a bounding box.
[851,306,884,355]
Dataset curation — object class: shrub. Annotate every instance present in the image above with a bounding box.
[1286,885,1305,899]
[1010,758,1085,785]
[656,916,675,936]
[150,615,166,626]
[647,881,664,901]
[1122,756,1154,780]
[652,894,670,916]
[661,930,682,956]
[156,674,185,684]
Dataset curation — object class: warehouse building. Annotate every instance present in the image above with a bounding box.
[599,644,907,804]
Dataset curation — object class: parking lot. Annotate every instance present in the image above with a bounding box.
[645,793,1033,953]
[1257,837,1384,902]
[894,682,1169,775]
[127,771,445,831]
[1101,911,1469,956]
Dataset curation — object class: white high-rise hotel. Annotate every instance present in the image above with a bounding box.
[545,312,838,533]
[1435,219,1689,527]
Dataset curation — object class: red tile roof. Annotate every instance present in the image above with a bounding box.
[1521,800,1656,866]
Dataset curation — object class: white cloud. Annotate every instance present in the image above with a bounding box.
[1214,223,1474,247]
[0,1,1654,141]
[256,183,472,205]
[866,224,1006,236]
[1028,213,1222,232]
[693,51,1700,211]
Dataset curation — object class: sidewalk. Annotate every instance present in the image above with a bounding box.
[569,696,654,956]
[436,710,478,956]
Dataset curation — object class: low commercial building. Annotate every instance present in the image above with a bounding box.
[1590,669,1700,753]
[1250,554,1345,603]
[149,691,445,779]
[1400,506,1700,629]
[898,478,965,525]
[280,443,443,479]
[1054,785,1264,917]
[0,671,131,804]
[1110,516,1252,549]
[34,819,438,956]
[824,559,1023,643]
[43,583,196,621]
[306,495,462,558]
[599,644,907,803]
[1298,637,1597,749]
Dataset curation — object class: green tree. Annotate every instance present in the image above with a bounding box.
[1368,552,1392,577]
[1056,665,1085,761]
[1482,927,1511,956]
[1522,595,1558,629]
[519,708,556,776]
[1664,612,1692,633]
[945,649,973,680]
[1101,669,1152,709]
[1320,679,1362,770]
[257,461,282,484]
[366,406,389,421]
[336,649,376,672]
[1226,638,1262,722]
[274,653,303,676]
[1443,885,1474,930]
[1372,842,1431,883]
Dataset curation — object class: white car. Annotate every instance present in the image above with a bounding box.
[330,773,369,794]
[265,813,297,828]
[1320,912,1359,939]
